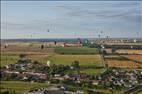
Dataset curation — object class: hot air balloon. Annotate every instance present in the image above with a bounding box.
[47,29,50,32]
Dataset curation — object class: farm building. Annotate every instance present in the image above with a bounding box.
[63,42,82,47]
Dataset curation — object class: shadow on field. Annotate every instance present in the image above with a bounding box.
[118,55,142,65]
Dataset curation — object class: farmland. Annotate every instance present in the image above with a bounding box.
[1,53,102,66]
[55,47,99,55]
[0,81,49,93]
[0,54,19,67]
[1,41,142,94]
[80,68,105,75]
[1,53,105,76]
[106,60,142,68]
[121,55,142,62]
[1,44,54,54]
[105,55,142,68]
[1,44,101,67]
[116,49,142,55]
[0,53,49,67]
[2,43,142,69]
[48,55,102,66]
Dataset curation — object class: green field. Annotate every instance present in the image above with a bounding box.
[55,47,99,54]
[0,81,49,93]
[1,53,102,66]
[137,91,142,94]
[0,54,19,67]
[80,68,105,75]
[48,55,102,67]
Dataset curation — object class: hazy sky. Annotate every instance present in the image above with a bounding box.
[1,1,142,39]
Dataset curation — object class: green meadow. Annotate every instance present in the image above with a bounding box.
[48,55,102,67]
[1,53,103,67]
[0,54,19,67]
[0,81,49,93]
[55,47,99,55]
[80,68,105,75]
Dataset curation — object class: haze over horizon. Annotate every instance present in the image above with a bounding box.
[1,1,142,39]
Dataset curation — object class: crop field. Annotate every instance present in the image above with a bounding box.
[106,60,142,68]
[105,54,142,68]
[0,53,50,67]
[116,49,142,55]
[80,68,105,75]
[1,42,142,94]
[1,53,102,67]
[1,43,99,55]
[121,55,142,62]
[0,54,19,67]
[137,91,142,94]
[0,81,49,93]
[1,42,55,55]
[48,55,102,67]
[55,47,99,55]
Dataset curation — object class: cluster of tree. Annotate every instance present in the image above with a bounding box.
[34,61,81,76]
[31,62,71,75]
[49,64,70,76]
[17,54,31,64]
[71,61,80,74]
[71,61,80,69]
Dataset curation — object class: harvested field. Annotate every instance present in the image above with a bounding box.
[121,55,142,62]
[106,60,142,68]
[105,54,142,68]
[27,54,49,63]
[1,45,54,54]
[116,50,142,55]
[1,42,56,54]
